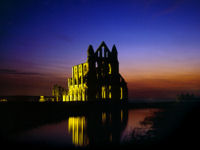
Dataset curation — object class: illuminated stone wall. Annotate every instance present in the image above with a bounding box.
[65,41,128,102]
[66,63,89,101]
[52,84,67,102]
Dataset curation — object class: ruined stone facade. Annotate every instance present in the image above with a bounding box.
[64,41,128,102]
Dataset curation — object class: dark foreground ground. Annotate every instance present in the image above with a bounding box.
[0,101,200,149]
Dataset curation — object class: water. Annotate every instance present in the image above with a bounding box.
[8,108,160,147]
[1,102,200,149]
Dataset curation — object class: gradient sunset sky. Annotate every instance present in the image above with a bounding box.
[0,0,200,100]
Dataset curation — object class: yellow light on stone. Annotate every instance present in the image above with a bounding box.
[102,86,106,99]
[0,99,7,102]
[120,87,123,100]
[108,63,112,74]
[39,96,45,102]
[109,85,112,99]
[63,95,65,102]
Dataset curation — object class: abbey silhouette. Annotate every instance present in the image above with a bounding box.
[64,41,128,102]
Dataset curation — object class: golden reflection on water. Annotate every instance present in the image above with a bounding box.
[67,109,158,147]
[68,117,89,146]
[102,112,106,124]
[67,110,127,146]
[7,108,160,147]
[121,110,123,122]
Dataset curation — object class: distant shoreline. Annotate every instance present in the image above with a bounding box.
[0,96,200,110]
[0,95,175,102]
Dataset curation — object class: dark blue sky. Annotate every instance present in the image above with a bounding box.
[0,0,200,99]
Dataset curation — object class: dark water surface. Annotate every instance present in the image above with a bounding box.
[1,102,200,149]
[10,108,159,147]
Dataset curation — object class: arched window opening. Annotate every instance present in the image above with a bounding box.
[102,47,104,57]
[102,86,106,99]
[106,52,108,58]
[120,87,123,100]
[109,85,112,99]
[98,51,100,57]
[108,64,112,74]
[95,62,98,68]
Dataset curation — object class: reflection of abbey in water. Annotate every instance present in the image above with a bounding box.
[63,41,128,102]
[68,109,128,146]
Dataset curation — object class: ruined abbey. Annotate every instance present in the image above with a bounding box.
[63,41,128,102]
